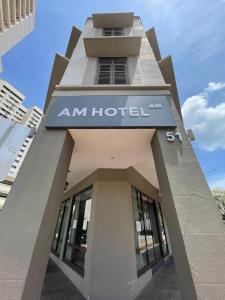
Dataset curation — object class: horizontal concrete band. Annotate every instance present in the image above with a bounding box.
[55,84,171,91]
[62,167,159,203]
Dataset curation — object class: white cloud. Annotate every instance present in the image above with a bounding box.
[182,82,225,151]
[209,174,225,190]
[206,81,225,92]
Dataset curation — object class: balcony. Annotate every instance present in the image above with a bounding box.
[84,36,141,57]
[92,12,134,28]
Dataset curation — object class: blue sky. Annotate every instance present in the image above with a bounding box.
[1,0,225,189]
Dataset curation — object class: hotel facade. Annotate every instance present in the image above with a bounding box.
[0,12,225,300]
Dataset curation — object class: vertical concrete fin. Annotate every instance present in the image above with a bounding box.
[65,26,82,59]
[44,53,69,113]
[145,27,161,61]
[158,55,183,120]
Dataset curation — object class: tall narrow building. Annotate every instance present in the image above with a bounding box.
[0,12,225,300]
[0,0,36,72]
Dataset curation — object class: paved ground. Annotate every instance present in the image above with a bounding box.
[41,258,85,300]
[135,256,181,300]
[41,256,181,300]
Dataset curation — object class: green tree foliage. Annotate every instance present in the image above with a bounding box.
[212,190,225,221]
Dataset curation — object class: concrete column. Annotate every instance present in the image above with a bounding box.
[0,122,74,300]
[152,102,225,299]
[85,179,138,300]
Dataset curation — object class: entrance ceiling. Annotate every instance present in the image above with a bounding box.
[68,129,158,189]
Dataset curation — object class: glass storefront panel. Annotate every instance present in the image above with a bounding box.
[156,203,169,257]
[132,189,148,272]
[132,187,169,276]
[51,199,70,257]
[149,202,161,260]
[64,187,92,275]
[142,197,156,265]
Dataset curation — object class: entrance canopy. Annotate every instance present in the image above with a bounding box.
[67,128,158,189]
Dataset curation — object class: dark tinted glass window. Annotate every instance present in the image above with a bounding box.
[103,27,124,36]
[51,199,70,257]
[132,187,169,276]
[156,203,169,257]
[63,187,92,276]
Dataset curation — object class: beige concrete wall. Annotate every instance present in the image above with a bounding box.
[130,18,165,86]
[60,19,95,86]
[152,102,225,300]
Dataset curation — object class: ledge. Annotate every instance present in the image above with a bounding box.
[92,12,134,28]
[55,84,171,91]
[63,168,159,202]
[84,36,141,57]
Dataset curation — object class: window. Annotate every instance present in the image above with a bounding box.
[155,202,169,257]
[132,187,169,276]
[51,200,70,257]
[97,57,128,84]
[63,187,92,276]
[103,27,124,36]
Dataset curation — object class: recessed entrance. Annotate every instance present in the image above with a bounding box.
[47,128,170,300]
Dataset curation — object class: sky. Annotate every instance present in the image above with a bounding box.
[1,0,225,189]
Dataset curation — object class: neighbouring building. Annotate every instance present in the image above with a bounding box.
[0,79,43,209]
[0,79,26,121]
[0,0,36,72]
[0,12,225,300]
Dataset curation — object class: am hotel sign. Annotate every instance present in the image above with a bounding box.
[45,95,176,129]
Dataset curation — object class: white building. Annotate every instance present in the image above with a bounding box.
[0,79,43,209]
[0,79,26,121]
[0,0,36,72]
[8,105,43,178]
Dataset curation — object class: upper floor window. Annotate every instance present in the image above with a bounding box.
[97,57,128,85]
[103,27,124,36]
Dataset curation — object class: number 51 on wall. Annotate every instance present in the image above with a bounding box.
[166,131,183,142]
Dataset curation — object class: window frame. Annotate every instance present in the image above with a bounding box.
[96,57,129,85]
[62,186,93,277]
[102,27,124,36]
[155,202,169,257]
[132,186,169,277]
[51,199,70,257]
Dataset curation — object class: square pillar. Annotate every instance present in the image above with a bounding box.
[0,122,74,300]
[152,103,225,299]
[85,178,138,300]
